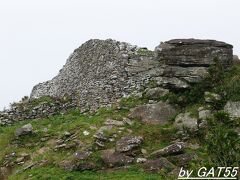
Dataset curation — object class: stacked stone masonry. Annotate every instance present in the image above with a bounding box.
[30,39,233,111]
[0,38,233,125]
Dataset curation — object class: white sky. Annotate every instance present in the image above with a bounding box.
[0,0,239,110]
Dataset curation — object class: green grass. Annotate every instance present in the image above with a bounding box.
[10,96,55,112]
[136,48,154,57]
[9,166,172,180]
[3,62,240,179]
[0,107,130,170]
[130,121,177,153]
[0,103,178,179]
[215,65,240,102]
[28,96,55,106]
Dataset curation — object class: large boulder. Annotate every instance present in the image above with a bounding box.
[155,39,233,67]
[198,107,212,120]
[101,149,134,167]
[145,87,169,100]
[73,151,92,160]
[129,101,177,125]
[174,112,198,132]
[150,142,185,157]
[224,101,240,118]
[204,92,221,103]
[94,125,115,148]
[15,124,33,137]
[116,136,143,155]
[59,160,96,171]
[198,107,212,128]
[154,77,189,89]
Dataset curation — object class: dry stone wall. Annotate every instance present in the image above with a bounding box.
[0,38,233,126]
[0,98,76,126]
[30,38,233,111]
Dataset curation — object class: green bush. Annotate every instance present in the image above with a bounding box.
[215,65,240,102]
[205,112,240,166]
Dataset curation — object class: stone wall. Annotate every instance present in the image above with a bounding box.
[30,38,233,111]
[0,38,233,126]
[0,98,77,126]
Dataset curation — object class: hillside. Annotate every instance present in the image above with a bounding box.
[0,39,240,179]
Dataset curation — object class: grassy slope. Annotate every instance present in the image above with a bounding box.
[1,98,177,179]
[1,63,240,179]
[9,167,168,180]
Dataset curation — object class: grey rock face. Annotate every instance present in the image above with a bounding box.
[162,66,209,83]
[155,39,233,67]
[198,107,212,120]
[94,125,114,147]
[104,119,125,126]
[204,92,221,103]
[145,87,169,100]
[116,136,143,154]
[150,142,185,157]
[101,149,134,167]
[136,157,147,163]
[29,38,233,112]
[155,76,190,89]
[74,151,91,160]
[15,124,33,137]
[198,107,212,129]
[59,160,96,171]
[174,112,198,132]
[129,101,177,125]
[224,101,240,118]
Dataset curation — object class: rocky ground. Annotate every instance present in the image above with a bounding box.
[1,61,240,179]
[0,38,240,179]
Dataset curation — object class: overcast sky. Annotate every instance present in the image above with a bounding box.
[0,0,239,110]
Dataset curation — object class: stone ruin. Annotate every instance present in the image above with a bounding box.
[0,38,233,125]
[30,38,233,111]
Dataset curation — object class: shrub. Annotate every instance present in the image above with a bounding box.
[215,65,240,102]
[205,112,240,166]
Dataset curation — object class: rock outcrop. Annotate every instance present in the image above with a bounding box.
[155,39,233,67]
[0,38,237,179]
[0,38,233,126]
[129,101,177,125]
[224,101,240,118]
[150,142,186,157]
[101,149,134,167]
[15,124,33,137]
[174,112,198,132]
[30,38,233,112]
